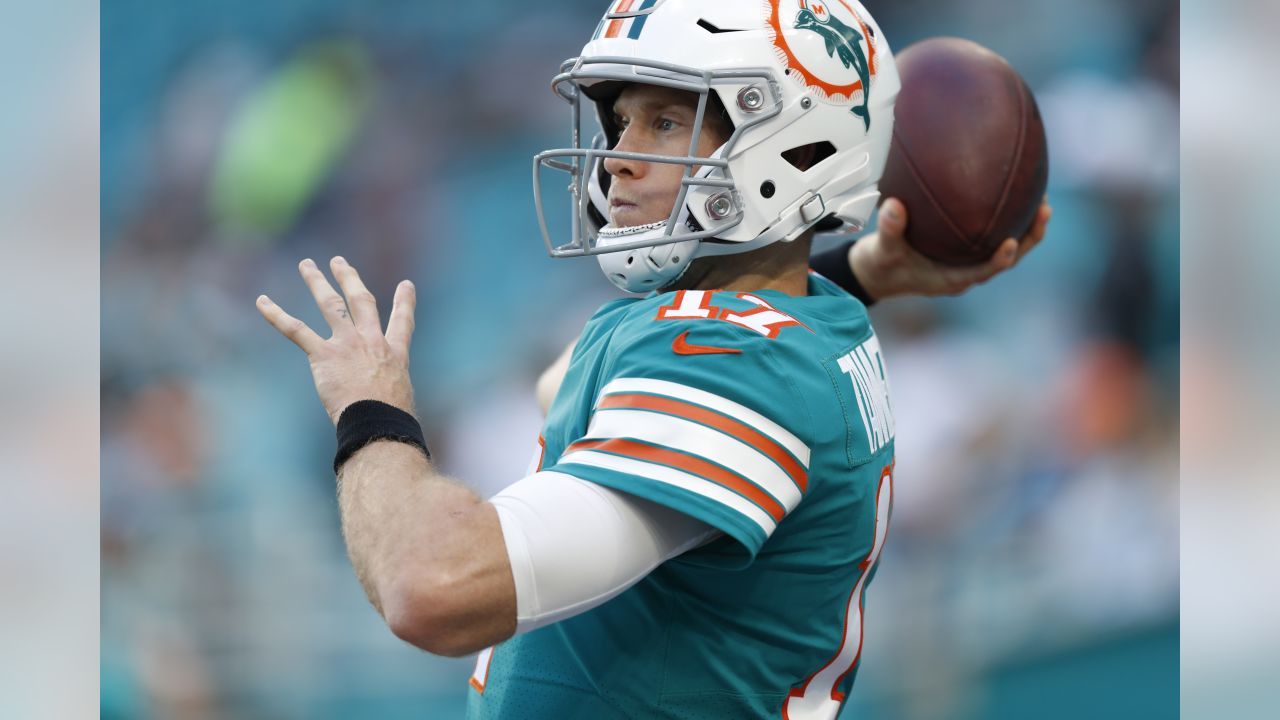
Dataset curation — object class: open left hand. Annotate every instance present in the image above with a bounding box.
[850,197,1052,301]
[256,256,418,426]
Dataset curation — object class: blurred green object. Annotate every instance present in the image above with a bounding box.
[211,39,372,241]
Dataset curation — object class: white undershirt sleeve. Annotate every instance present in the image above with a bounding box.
[489,470,722,635]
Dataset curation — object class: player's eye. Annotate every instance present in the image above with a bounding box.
[614,114,630,130]
[655,117,679,132]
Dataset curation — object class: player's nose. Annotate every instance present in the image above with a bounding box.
[603,128,648,179]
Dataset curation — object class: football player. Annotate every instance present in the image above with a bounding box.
[256,1,1049,718]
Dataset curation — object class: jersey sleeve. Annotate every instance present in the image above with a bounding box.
[544,306,814,560]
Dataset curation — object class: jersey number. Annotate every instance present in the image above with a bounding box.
[656,290,809,339]
[782,462,893,720]
[470,645,495,693]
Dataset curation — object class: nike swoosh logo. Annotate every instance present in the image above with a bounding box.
[672,330,742,356]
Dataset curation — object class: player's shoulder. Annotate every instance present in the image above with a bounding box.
[583,296,646,329]
[610,289,797,359]
[596,290,840,424]
[584,282,877,400]
[617,281,871,355]
[575,296,646,349]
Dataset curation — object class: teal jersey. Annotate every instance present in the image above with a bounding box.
[468,273,896,720]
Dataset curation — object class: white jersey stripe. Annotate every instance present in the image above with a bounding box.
[557,449,778,536]
[597,377,810,467]
[587,408,802,511]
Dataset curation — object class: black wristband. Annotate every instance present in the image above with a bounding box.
[810,239,877,307]
[334,400,430,475]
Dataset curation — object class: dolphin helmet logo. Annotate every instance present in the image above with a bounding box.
[766,0,878,131]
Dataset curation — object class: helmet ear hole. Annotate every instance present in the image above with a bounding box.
[760,181,776,198]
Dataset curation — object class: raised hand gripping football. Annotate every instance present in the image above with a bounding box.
[256,256,418,426]
[850,196,1052,301]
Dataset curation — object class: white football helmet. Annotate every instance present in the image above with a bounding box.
[533,0,900,293]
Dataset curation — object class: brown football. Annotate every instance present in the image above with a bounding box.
[879,37,1049,266]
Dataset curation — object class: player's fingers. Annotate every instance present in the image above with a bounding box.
[385,280,416,359]
[256,294,325,355]
[298,258,355,336]
[992,237,1019,270]
[329,256,382,335]
[876,198,908,246]
[946,238,1017,292]
[1016,202,1052,262]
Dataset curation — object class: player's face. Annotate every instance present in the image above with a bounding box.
[603,84,728,228]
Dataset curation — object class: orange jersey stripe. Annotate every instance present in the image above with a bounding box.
[598,393,809,492]
[566,438,787,522]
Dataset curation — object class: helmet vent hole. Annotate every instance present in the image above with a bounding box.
[760,181,776,199]
[626,257,634,266]
[781,141,836,172]
[697,19,747,34]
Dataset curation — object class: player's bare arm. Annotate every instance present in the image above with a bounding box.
[256,257,516,657]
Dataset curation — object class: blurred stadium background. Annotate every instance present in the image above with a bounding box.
[101,1,1179,717]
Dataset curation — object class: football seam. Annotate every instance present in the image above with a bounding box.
[980,75,1029,242]
[892,128,971,249]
